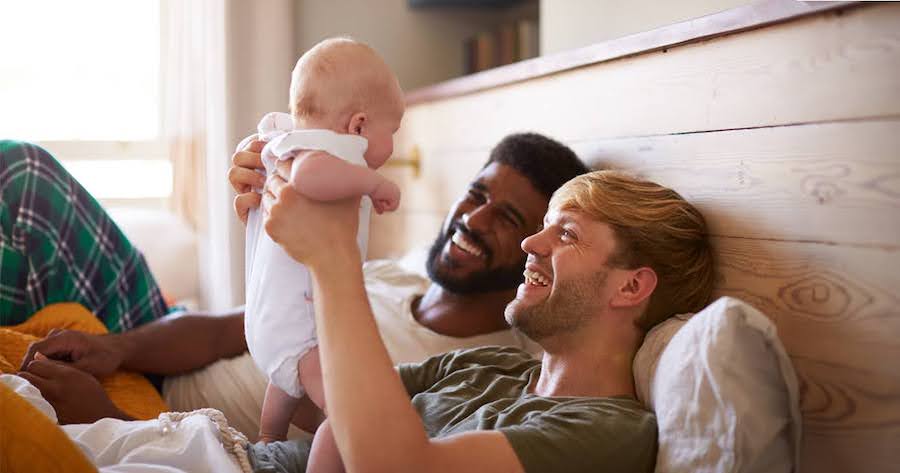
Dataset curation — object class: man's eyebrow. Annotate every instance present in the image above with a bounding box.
[471,181,526,226]
[501,202,526,227]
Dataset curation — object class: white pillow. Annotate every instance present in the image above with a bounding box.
[108,207,199,308]
[633,296,802,473]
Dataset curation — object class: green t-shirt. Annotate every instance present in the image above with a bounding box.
[397,346,657,473]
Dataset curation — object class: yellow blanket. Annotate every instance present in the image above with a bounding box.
[0,380,97,473]
[0,302,169,419]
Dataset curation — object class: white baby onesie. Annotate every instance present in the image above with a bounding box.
[244,111,372,398]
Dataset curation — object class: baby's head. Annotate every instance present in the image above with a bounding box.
[290,37,404,169]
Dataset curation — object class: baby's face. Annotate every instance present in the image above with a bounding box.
[362,111,403,169]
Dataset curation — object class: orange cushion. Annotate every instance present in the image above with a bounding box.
[0,302,169,420]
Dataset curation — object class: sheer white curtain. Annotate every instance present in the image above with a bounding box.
[162,0,296,310]
[161,0,226,309]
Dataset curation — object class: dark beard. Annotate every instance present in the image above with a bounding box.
[425,226,524,294]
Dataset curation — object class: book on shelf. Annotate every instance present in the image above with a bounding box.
[462,18,538,75]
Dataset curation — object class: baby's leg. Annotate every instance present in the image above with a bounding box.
[259,381,301,443]
[298,346,325,411]
[307,420,345,473]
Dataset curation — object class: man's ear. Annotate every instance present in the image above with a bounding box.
[610,267,657,309]
[347,112,367,135]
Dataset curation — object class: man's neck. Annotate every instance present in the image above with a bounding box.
[411,283,515,337]
[532,323,642,399]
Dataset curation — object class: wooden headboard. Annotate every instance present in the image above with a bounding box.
[371,1,900,471]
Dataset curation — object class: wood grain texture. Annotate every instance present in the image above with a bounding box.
[396,3,900,153]
[383,120,900,250]
[375,5,900,472]
[576,119,900,249]
[711,236,900,471]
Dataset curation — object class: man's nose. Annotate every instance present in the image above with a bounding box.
[462,204,491,232]
[521,228,551,257]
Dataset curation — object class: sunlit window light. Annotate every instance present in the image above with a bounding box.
[62,160,173,199]
[0,1,160,141]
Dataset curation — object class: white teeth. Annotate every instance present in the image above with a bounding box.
[523,269,550,286]
[451,232,484,257]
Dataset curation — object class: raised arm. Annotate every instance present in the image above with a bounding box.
[289,152,400,213]
[262,174,524,473]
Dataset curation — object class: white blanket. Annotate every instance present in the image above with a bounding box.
[1,374,242,473]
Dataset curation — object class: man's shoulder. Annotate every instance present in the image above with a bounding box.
[364,259,428,286]
[437,346,537,372]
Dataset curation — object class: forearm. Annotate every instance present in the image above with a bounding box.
[289,153,384,201]
[311,250,431,472]
[117,307,246,375]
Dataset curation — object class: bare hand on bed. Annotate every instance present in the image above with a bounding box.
[18,354,128,424]
[20,328,125,377]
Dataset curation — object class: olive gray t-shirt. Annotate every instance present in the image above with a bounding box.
[398,346,657,473]
[247,346,657,473]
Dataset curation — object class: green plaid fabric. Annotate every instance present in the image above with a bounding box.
[0,141,169,332]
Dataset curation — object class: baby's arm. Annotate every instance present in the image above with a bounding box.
[289,151,400,213]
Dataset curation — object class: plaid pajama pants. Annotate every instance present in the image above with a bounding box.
[0,141,169,332]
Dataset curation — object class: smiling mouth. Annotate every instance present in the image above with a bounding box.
[523,268,551,286]
[450,230,486,258]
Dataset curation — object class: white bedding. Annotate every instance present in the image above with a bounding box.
[1,374,241,473]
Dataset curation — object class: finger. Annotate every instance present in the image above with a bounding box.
[228,166,266,194]
[234,193,261,224]
[20,338,65,371]
[25,358,72,378]
[231,149,264,171]
[267,174,288,196]
[241,135,264,153]
[275,158,293,180]
[261,191,275,217]
[16,371,50,393]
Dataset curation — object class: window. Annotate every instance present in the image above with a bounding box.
[0,0,169,204]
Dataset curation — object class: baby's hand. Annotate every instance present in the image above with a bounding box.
[371,179,401,214]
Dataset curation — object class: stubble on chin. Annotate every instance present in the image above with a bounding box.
[505,270,608,340]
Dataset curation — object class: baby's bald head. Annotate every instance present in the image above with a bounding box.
[290,37,403,129]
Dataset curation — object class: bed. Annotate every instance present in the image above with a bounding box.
[371,1,900,471]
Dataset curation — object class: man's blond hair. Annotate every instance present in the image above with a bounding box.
[550,170,716,330]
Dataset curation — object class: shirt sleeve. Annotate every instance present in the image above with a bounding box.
[500,400,658,473]
[396,351,456,397]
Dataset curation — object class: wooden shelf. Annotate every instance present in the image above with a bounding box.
[406,0,859,106]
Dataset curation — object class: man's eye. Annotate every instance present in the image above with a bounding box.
[560,230,575,241]
[467,190,485,203]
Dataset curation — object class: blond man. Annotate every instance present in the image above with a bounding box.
[258,169,716,473]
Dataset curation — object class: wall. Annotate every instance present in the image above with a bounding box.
[294,0,513,91]
[540,0,751,54]
[386,5,900,470]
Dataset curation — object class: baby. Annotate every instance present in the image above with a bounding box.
[243,38,404,447]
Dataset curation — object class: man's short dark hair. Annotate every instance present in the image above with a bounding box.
[485,133,589,199]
